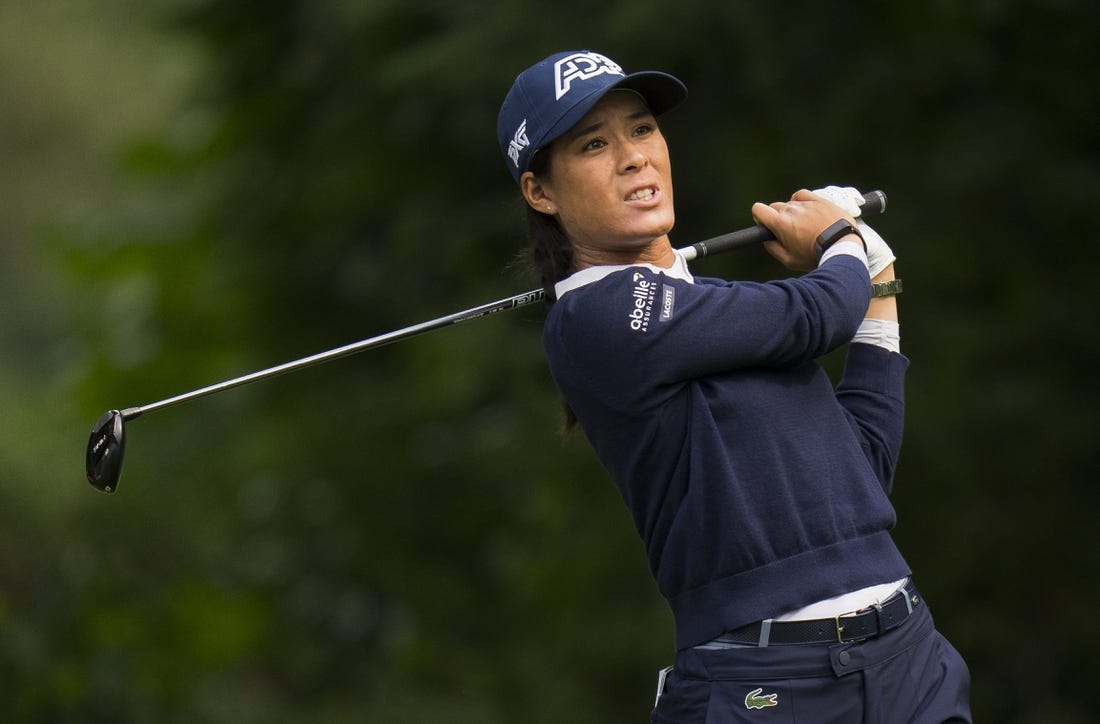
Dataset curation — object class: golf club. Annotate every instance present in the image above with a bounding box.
[85,189,886,493]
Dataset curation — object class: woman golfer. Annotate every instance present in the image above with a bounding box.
[497,51,971,722]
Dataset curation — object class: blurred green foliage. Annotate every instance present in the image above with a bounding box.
[1,0,1097,721]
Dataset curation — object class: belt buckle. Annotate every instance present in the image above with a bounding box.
[834,614,846,643]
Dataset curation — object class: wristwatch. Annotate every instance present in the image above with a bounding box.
[815,219,865,258]
[871,279,903,297]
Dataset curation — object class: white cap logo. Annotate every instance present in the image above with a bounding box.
[553,52,625,100]
[507,119,529,167]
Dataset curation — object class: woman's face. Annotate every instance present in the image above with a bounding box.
[522,90,675,267]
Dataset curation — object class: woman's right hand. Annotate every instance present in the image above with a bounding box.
[752,189,858,271]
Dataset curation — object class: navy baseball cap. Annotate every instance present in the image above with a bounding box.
[497,50,687,184]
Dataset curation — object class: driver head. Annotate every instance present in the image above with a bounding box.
[86,410,126,493]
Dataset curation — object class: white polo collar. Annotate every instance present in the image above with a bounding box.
[554,250,695,299]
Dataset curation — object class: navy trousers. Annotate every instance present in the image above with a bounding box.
[651,603,970,723]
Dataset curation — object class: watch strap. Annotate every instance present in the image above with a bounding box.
[815,219,864,258]
[871,279,903,297]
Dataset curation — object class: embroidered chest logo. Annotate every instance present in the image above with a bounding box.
[628,272,657,332]
[744,687,779,710]
[553,51,625,100]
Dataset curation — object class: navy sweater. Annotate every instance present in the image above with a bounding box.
[544,254,911,650]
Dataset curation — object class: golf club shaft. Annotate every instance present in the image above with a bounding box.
[120,289,544,420]
[120,190,885,421]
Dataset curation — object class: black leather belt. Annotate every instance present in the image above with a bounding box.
[717,581,921,647]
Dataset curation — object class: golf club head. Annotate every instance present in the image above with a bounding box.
[86,410,126,493]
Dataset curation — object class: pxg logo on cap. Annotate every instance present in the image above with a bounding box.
[506,120,529,168]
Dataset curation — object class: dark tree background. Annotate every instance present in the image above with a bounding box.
[1,1,1097,721]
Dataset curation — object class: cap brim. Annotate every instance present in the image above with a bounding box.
[614,70,688,116]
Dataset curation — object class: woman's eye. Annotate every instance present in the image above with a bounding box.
[634,123,654,136]
[583,138,607,151]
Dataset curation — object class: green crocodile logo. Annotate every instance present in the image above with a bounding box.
[744,687,779,710]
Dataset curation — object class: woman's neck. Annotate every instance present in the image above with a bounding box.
[572,237,677,270]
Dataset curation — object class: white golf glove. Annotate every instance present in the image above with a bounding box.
[812,185,896,278]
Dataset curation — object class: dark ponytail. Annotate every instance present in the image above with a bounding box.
[527,206,574,303]
[525,150,574,302]
[524,151,579,431]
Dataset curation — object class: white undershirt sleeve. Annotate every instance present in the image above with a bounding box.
[853,318,901,354]
[819,238,868,269]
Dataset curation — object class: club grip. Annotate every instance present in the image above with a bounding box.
[684,189,887,260]
[860,189,887,216]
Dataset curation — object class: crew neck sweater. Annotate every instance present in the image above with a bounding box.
[543,253,911,650]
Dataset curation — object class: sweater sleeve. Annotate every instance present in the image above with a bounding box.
[548,255,871,413]
[836,343,909,494]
